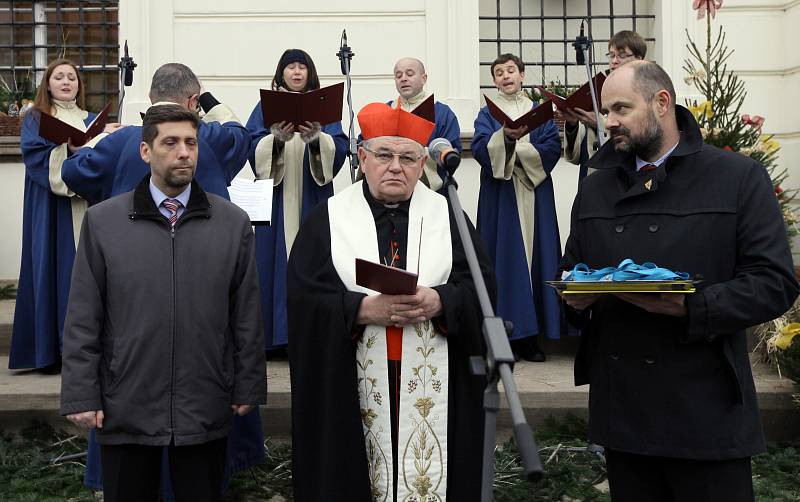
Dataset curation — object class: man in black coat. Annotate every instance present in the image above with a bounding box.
[560,61,798,501]
[287,102,495,501]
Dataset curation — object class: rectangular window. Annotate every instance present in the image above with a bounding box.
[0,1,119,120]
[479,0,656,95]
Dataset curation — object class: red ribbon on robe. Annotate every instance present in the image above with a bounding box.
[386,326,403,361]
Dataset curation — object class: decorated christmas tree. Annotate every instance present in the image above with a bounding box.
[688,0,800,403]
[684,0,798,241]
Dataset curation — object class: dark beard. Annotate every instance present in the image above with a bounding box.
[609,110,664,160]
[164,167,194,189]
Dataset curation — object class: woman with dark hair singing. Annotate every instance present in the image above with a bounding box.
[246,49,348,351]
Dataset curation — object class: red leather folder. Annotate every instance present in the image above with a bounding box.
[536,72,607,112]
[38,102,111,146]
[355,258,418,295]
[484,94,554,130]
[259,82,344,128]
[409,94,435,122]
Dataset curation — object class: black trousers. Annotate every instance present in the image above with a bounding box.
[605,449,754,502]
[100,437,228,502]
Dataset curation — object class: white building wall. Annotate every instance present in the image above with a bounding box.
[0,162,25,280]
[0,0,797,279]
[710,0,800,252]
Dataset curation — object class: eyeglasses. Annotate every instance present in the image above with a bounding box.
[605,52,636,62]
[363,146,422,167]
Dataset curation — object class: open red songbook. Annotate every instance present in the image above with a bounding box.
[259,82,344,128]
[355,258,418,295]
[483,94,554,130]
[38,102,111,146]
[406,93,435,123]
[536,72,607,112]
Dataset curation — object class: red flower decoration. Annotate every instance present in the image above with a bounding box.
[776,185,784,195]
[692,0,723,19]
[723,146,732,151]
[741,114,765,130]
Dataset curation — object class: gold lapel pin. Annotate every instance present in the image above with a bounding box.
[645,179,653,190]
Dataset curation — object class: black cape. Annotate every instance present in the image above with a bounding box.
[287,194,497,501]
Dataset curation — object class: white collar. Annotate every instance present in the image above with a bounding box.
[149,179,191,208]
[635,140,679,171]
[398,89,430,109]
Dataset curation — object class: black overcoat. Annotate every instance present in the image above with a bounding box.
[287,195,496,501]
[561,106,799,459]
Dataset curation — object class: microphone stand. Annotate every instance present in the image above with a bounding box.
[117,40,136,123]
[572,22,606,147]
[440,165,543,502]
[336,30,358,183]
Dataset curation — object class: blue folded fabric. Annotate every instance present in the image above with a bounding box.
[564,259,689,282]
[564,263,618,282]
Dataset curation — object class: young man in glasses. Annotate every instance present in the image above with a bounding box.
[559,30,647,175]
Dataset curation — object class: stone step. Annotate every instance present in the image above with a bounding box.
[0,299,582,358]
[1,354,798,444]
[0,300,13,356]
[3,300,798,442]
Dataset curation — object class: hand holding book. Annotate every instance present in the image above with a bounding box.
[536,72,607,113]
[39,102,112,147]
[260,82,344,129]
[484,93,553,131]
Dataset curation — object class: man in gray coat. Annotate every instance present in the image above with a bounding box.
[60,104,266,502]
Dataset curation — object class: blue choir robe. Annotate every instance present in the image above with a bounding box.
[10,103,98,369]
[473,91,563,340]
[246,101,348,350]
[62,104,250,204]
[387,91,462,194]
[60,103,264,496]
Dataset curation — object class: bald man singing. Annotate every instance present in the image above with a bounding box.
[387,57,462,195]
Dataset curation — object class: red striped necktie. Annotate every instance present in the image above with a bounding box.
[161,198,181,227]
[640,163,657,172]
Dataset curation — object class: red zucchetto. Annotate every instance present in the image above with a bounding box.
[357,102,435,146]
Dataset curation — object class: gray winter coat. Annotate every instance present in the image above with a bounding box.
[60,177,266,446]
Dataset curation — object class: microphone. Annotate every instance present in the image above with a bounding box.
[119,40,137,86]
[429,137,460,171]
[573,21,587,66]
[336,30,354,76]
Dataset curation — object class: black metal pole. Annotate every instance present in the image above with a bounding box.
[117,40,136,122]
[336,30,358,183]
[440,168,543,502]
[573,20,606,146]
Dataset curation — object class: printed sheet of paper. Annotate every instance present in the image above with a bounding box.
[228,178,273,224]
